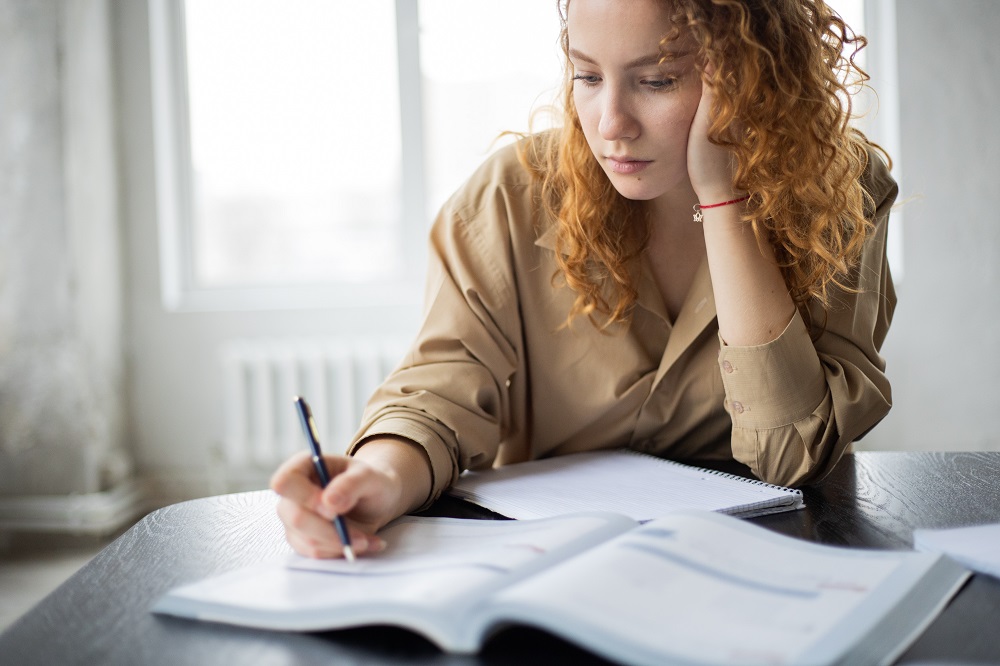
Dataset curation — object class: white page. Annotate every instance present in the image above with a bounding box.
[161,558,496,615]
[450,450,802,520]
[490,511,939,666]
[156,513,634,624]
[914,522,1000,578]
[289,513,624,576]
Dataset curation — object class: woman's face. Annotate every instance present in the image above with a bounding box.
[567,0,702,203]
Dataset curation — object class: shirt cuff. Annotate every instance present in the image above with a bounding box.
[349,416,457,511]
[717,311,827,429]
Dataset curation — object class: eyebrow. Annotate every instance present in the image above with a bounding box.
[568,48,692,69]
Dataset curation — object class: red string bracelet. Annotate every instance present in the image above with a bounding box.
[692,194,751,223]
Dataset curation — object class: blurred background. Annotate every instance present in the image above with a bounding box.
[0,0,997,618]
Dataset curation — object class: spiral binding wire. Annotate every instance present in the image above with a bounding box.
[621,449,804,514]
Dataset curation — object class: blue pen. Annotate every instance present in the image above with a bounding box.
[293,395,356,562]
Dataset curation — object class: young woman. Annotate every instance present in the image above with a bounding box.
[272,0,897,558]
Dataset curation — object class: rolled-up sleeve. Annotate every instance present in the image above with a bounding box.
[348,157,529,509]
[720,154,898,487]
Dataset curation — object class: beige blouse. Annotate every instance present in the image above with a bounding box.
[350,138,898,509]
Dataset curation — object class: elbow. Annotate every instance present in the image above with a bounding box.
[731,414,845,489]
[753,460,827,489]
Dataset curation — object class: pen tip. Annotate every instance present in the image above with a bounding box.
[343,545,356,562]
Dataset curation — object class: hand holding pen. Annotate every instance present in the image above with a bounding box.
[272,398,431,560]
[292,396,356,561]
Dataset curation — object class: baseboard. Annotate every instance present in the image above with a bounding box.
[0,479,148,536]
[0,466,278,536]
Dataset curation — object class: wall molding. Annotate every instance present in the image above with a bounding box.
[0,480,147,536]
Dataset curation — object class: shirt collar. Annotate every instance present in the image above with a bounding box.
[535,224,719,375]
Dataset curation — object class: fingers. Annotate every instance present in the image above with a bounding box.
[276,496,386,559]
[270,451,324,513]
[688,81,742,205]
[689,78,715,149]
[269,452,360,521]
[318,458,394,521]
[271,451,397,559]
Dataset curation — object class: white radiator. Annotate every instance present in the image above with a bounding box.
[221,338,408,470]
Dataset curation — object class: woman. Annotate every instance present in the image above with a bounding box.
[272,0,896,558]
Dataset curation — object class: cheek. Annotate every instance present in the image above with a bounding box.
[655,93,701,143]
[573,93,600,139]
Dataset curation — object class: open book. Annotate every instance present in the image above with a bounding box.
[154,510,968,666]
[448,449,804,520]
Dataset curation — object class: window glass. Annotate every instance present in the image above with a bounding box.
[418,0,564,221]
[184,0,402,287]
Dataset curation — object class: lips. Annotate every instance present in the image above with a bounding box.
[606,156,652,175]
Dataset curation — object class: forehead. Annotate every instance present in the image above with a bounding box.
[566,0,689,59]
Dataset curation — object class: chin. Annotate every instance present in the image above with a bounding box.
[606,178,662,202]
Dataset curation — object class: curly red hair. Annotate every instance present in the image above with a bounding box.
[520,0,889,330]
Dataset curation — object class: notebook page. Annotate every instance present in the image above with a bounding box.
[914,522,1000,579]
[449,450,803,520]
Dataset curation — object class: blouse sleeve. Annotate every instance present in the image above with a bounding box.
[718,152,898,487]
[347,155,530,508]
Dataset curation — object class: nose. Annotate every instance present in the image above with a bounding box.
[598,86,639,141]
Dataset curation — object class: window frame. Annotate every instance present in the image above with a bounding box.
[862,0,904,279]
[147,0,427,312]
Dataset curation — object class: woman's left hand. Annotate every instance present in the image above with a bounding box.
[687,74,742,205]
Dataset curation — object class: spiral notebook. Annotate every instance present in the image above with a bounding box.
[448,449,804,520]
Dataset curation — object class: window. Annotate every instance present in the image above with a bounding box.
[150,0,562,310]
[418,1,562,222]
[830,0,904,278]
[183,1,403,288]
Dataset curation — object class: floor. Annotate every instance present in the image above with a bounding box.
[0,531,114,633]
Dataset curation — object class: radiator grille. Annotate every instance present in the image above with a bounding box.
[221,338,407,469]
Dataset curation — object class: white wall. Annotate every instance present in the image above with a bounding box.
[858,0,1000,452]
[0,0,129,497]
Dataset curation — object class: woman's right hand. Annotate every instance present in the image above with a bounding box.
[270,437,432,559]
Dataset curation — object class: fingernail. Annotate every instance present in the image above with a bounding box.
[316,504,337,521]
[369,537,387,552]
[323,490,344,511]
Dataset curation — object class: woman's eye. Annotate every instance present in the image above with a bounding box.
[572,74,601,87]
[643,78,677,90]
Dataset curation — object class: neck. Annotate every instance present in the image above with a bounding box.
[647,181,700,234]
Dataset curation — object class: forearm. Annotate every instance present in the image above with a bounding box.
[701,205,796,346]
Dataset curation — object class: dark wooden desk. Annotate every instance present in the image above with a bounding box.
[2,451,999,665]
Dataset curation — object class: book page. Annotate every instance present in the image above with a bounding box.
[290,513,630,577]
[154,513,634,634]
[488,511,954,666]
[450,450,803,520]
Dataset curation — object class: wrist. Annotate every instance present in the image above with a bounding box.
[353,436,433,515]
[693,193,750,223]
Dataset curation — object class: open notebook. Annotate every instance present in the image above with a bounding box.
[154,511,968,666]
[448,449,804,520]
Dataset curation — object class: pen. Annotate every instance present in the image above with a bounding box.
[292,395,356,562]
